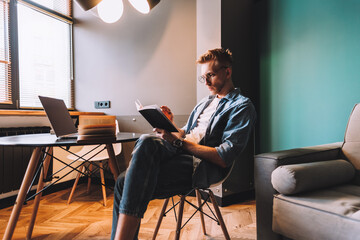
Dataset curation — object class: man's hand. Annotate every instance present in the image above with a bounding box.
[160,106,174,122]
[159,105,186,138]
[153,128,178,144]
[154,128,226,168]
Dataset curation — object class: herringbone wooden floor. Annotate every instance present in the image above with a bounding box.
[0,184,256,240]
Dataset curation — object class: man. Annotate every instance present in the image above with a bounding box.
[111,48,256,240]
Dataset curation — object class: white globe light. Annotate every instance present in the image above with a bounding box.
[97,0,124,23]
[128,0,150,14]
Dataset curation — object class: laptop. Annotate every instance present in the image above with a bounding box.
[39,96,78,139]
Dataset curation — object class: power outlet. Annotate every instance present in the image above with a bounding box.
[95,100,111,109]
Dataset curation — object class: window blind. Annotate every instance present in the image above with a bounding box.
[17,0,72,108]
[21,0,72,18]
[0,0,11,105]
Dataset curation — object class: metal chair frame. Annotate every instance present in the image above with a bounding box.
[66,120,122,206]
[152,187,230,240]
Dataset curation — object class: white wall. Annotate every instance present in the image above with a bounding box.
[196,0,221,102]
[73,0,197,117]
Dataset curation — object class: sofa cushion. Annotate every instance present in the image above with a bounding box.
[273,184,360,240]
[271,159,355,195]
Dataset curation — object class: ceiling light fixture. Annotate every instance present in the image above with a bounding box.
[75,0,103,11]
[128,0,160,14]
[75,0,160,23]
[97,0,124,23]
[75,0,124,23]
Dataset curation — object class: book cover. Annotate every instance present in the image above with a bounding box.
[135,100,178,132]
[77,134,116,144]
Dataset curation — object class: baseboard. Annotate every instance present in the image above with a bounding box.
[0,177,88,209]
[212,189,255,207]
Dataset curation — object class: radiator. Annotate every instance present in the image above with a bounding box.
[0,127,52,194]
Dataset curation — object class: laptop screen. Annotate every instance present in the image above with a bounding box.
[39,96,77,137]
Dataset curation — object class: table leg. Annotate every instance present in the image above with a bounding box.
[3,147,42,240]
[26,147,53,239]
[106,144,119,180]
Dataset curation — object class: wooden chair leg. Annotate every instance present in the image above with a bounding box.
[67,165,84,204]
[195,189,207,235]
[87,163,93,194]
[99,161,107,206]
[208,190,230,240]
[106,143,119,179]
[175,195,186,240]
[152,198,170,240]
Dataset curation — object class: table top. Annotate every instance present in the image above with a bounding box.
[0,132,142,147]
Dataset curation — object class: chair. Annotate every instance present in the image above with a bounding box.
[153,133,254,240]
[152,173,232,240]
[254,104,360,240]
[67,120,121,206]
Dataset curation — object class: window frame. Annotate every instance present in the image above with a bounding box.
[0,0,74,110]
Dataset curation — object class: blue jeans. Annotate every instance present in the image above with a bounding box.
[111,134,194,239]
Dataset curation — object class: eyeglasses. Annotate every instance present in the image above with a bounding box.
[198,66,229,83]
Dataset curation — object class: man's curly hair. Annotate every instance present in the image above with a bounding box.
[196,48,233,67]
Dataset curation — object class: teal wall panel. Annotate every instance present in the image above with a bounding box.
[260,0,360,152]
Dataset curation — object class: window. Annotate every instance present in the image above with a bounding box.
[0,0,10,105]
[0,0,73,109]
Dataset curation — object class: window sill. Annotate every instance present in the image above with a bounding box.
[0,110,105,116]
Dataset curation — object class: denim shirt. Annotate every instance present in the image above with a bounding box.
[183,88,257,188]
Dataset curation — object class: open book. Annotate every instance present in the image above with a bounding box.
[136,100,178,132]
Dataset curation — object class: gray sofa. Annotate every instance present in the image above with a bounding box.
[254,104,360,240]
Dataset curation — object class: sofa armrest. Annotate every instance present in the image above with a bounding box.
[255,142,343,165]
[254,142,343,240]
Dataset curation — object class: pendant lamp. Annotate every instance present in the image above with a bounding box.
[75,0,124,23]
[75,0,103,11]
[75,0,160,23]
[128,0,160,14]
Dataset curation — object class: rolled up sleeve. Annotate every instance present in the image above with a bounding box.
[215,103,256,167]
